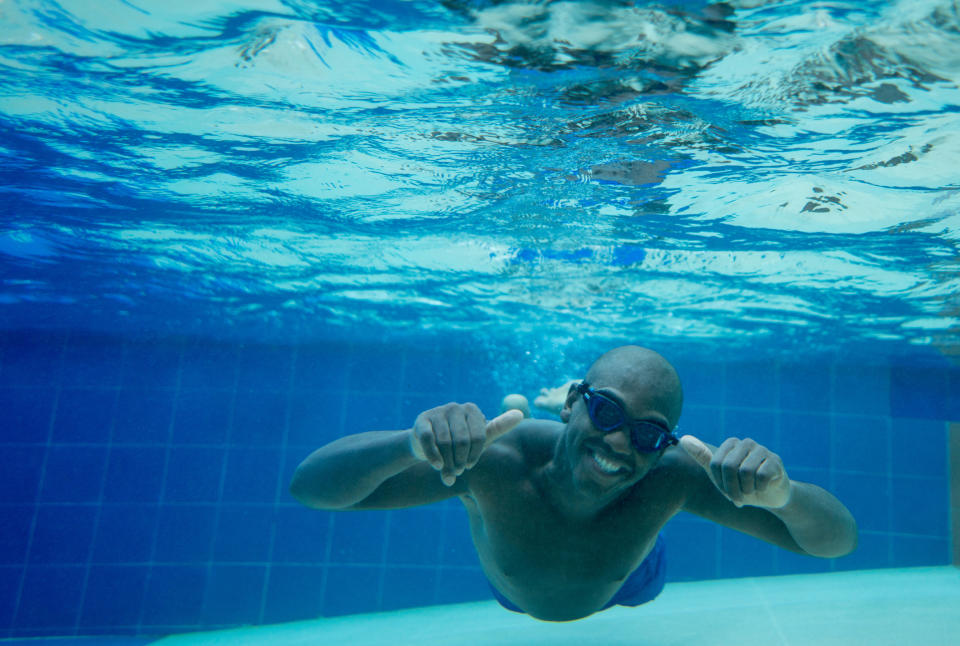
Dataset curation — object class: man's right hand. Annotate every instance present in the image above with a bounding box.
[409,403,523,486]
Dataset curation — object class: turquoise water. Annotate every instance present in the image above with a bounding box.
[3,567,958,645]
[1,0,959,359]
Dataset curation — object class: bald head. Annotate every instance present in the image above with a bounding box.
[585,346,683,428]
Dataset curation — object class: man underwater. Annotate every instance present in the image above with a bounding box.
[290,345,857,622]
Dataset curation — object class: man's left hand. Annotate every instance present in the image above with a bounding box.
[680,435,792,509]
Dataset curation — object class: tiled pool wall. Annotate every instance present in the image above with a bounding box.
[0,329,956,638]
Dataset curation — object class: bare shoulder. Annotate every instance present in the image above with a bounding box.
[508,418,564,465]
[636,445,704,502]
[467,419,562,483]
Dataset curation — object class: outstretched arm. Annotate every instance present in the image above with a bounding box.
[290,404,522,510]
[678,435,857,558]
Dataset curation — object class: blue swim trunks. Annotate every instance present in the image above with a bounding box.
[489,534,667,613]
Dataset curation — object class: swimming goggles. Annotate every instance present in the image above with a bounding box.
[576,382,679,453]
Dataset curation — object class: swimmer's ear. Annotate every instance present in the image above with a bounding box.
[560,380,581,423]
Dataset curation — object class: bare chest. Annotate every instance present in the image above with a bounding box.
[462,479,672,608]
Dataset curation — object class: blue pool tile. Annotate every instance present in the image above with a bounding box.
[890,418,947,478]
[202,565,266,626]
[212,506,273,563]
[947,366,960,421]
[262,564,324,623]
[780,411,830,470]
[834,363,890,415]
[891,476,948,536]
[154,506,215,564]
[171,389,232,445]
[400,393,447,430]
[672,360,725,407]
[724,361,778,409]
[661,520,718,581]
[344,390,400,435]
[833,472,890,533]
[891,535,950,567]
[39,445,107,503]
[322,565,380,616]
[779,362,831,412]
[722,409,778,450]
[0,565,19,627]
[455,356,499,407]
[221,447,281,503]
[0,447,44,503]
[292,343,350,393]
[272,507,330,563]
[402,346,458,394]
[0,332,65,388]
[435,566,490,604]
[347,344,404,393]
[675,405,723,445]
[121,341,181,391]
[287,389,344,447]
[381,566,437,610]
[163,447,223,503]
[0,387,55,443]
[236,344,294,394]
[79,565,148,627]
[833,531,891,571]
[386,509,443,565]
[890,363,948,420]
[51,388,116,443]
[230,390,288,446]
[112,389,175,444]
[141,565,207,626]
[15,565,84,629]
[91,505,158,564]
[28,505,97,565]
[60,336,124,389]
[832,415,889,475]
[718,528,776,578]
[102,447,166,503]
[329,512,387,564]
[178,341,239,392]
[0,507,32,565]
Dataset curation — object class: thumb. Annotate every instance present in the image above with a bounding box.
[679,435,713,471]
[484,409,524,446]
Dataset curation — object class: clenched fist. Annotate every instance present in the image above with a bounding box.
[410,403,523,486]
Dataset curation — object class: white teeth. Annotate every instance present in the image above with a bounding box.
[593,453,621,474]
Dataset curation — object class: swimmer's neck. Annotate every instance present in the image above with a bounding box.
[534,442,634,522]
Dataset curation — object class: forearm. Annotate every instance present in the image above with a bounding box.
[289,430,420,509]
[769,481,858,558]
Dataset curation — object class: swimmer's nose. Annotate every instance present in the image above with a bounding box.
[602,429,632,455]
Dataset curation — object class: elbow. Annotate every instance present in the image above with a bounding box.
[812,518,859,559]
[837,520,859,558]
[288,466,350,510]
[288,472,312,507]
[288,468,326,509]
[834,510,859,558]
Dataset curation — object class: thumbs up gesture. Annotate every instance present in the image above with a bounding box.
[680,435,792,509]
[410,404,523,486]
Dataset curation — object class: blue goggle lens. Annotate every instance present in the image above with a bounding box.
[581,386,676,453]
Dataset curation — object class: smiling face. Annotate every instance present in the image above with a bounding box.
[559,346,683,501]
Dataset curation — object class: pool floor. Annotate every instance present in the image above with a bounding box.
[4,567,959,646]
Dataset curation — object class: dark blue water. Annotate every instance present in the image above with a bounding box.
[2,0,960,360]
